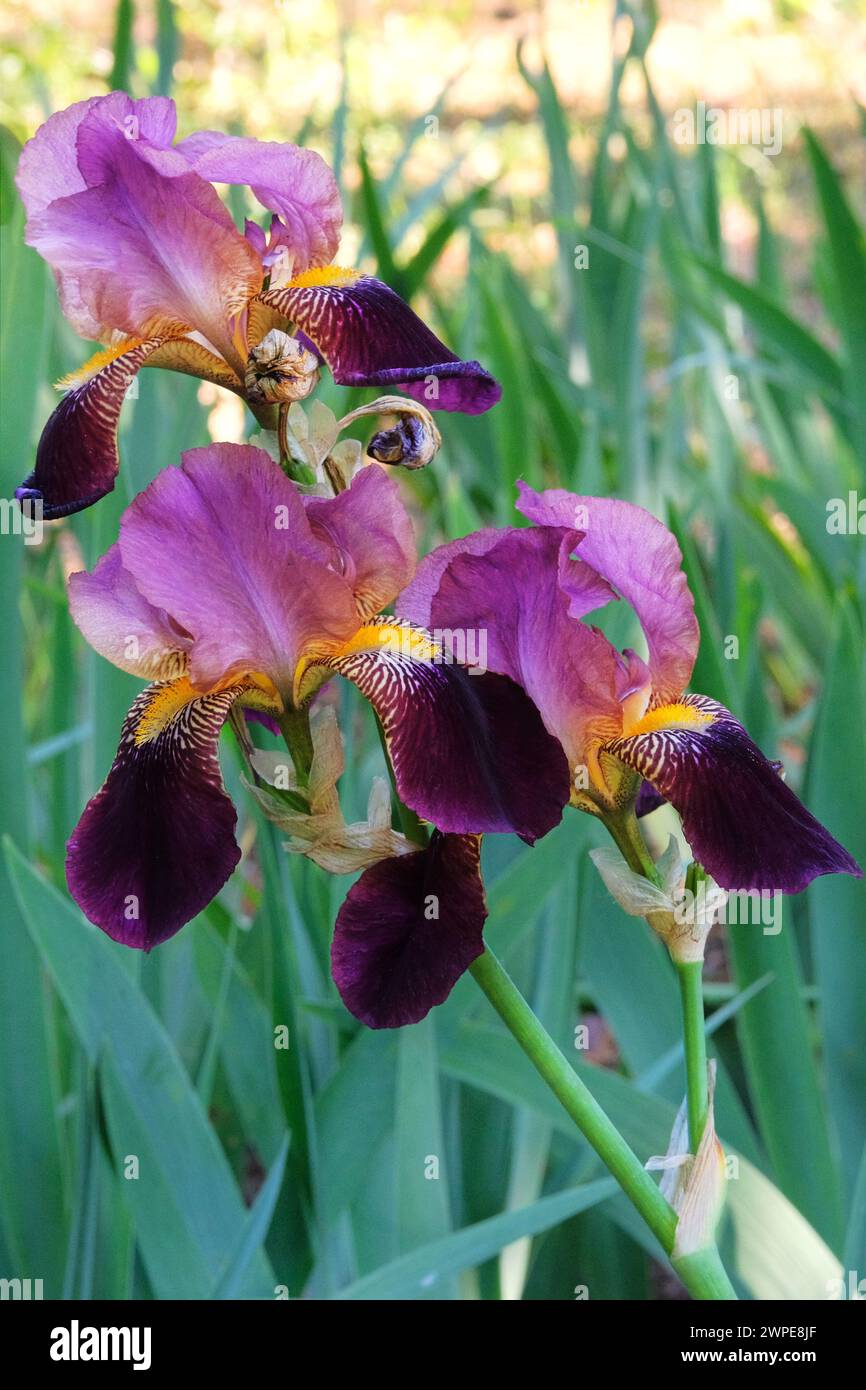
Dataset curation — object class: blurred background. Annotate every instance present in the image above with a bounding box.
[1,0,865,1300]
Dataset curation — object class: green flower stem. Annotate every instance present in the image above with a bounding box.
[672,1246,738,1302]
[277,707,314,787]
[470,949,676,1238]
[469,947,738,1299]
[677,959,709,1151]
[603,805,662,885]
[604,809,713,1149]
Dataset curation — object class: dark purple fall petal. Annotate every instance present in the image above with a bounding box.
[259,273,501,413]
[66,676,271,949]
[635,780,666,818]
[16,338,171,519]
[606,694,862,893]
[324,628,570,842]
[332,831,487,1027]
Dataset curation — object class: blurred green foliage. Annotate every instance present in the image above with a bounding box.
[1,0,864,1300]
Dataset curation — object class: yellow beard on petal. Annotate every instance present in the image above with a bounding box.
[292,621,441,708]
[134,671,282,746]
[622,701,715,738]
[134,677,199,745]
[288,265,363,289]
[55,339,144,390]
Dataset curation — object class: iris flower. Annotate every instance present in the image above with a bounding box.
[397,482,861,894]
[65,445,568,1025]
[15,92,500,518]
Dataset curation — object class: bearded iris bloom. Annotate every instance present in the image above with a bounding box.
[65,444,568,1024]
[397,481,861,894]
[15,92,500,519]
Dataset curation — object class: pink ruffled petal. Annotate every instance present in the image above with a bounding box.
[517,482,699,703]
[175,132,342,273]
[117,444,360,696]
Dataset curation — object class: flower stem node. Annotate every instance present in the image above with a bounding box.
[590,836,725,964]
[647,1061,727,1260]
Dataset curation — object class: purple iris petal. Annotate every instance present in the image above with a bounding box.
[68,543,191,680]
[261,274,501,414]
[67,677,257,949]
[304,464,417,621]
[332,832,487,1027]
[15,93,176,218]
[516,482,699,704]
[326,628,571,842]
[607,695,862,893]
[117,443,361,697]
[174,132,342,273]
[25,126,261,360]
[398,525,622,769]
[17,337,172,518]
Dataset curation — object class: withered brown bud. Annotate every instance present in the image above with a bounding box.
[245,330,320,404]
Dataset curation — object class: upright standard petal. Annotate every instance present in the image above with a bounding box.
[332,831,487,1027]
[304,465,417,620]
[311,619,571,842]
[25,129,261,361]
[68,544,191,680]
[606,694,862,892]
[399,527,622,772]
[118,444,361,694]
[15,92,177,218]
[175,133,343,274]
[517,482,699,703]
[259,269,501,413]
[67,674,280,949]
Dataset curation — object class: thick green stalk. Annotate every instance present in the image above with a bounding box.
[677,960,709,1151]
[470,947,676,1247]
[469,948,737,1298]
[672,1246,738,1302]
[277,707,314,786]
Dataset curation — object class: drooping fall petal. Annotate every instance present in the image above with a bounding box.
[313,619,571,842]
[606,694,862,892]
[398,526,622,770]
[331,831,487,1027]
[16,337,177,518]
[66,674,279,949]
[260,269,501,413]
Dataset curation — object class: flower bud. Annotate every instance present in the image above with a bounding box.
[245,330,320,404]
[337,395,442,470]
